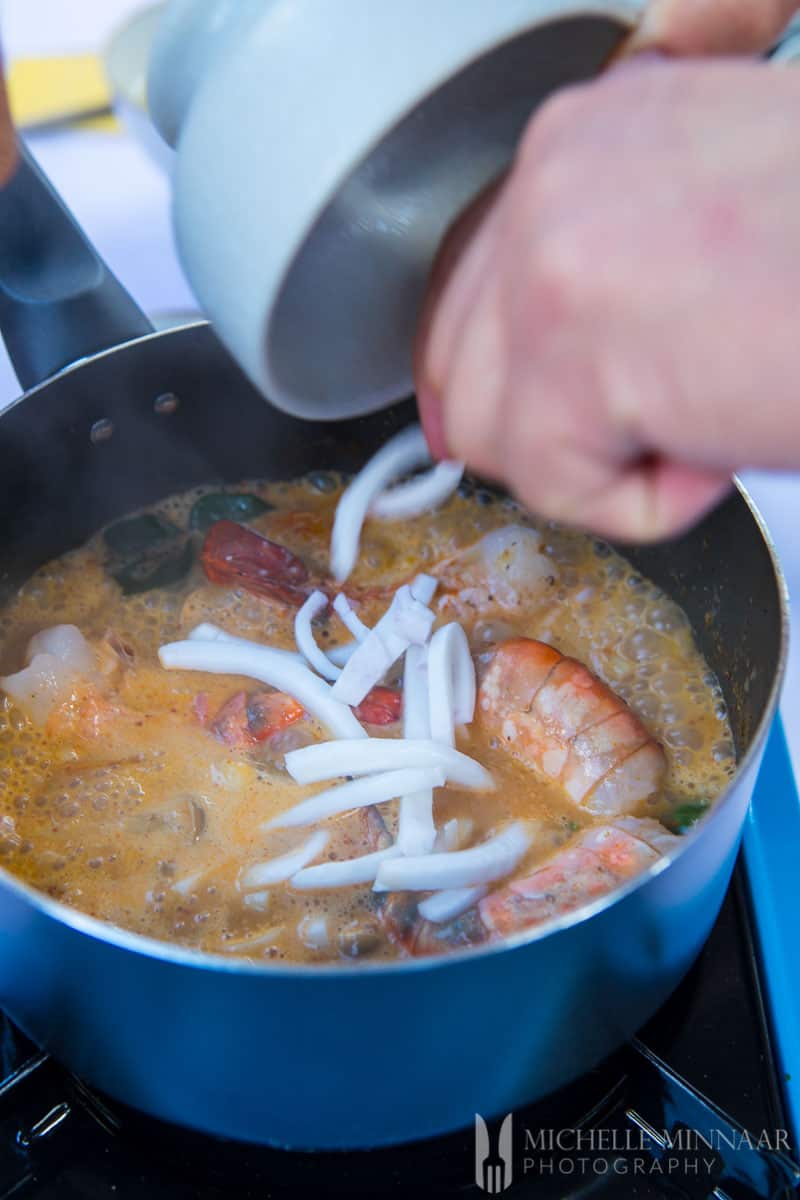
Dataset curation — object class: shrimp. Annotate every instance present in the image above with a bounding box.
[477,819,677,938]
[189,519,398,645]
[206,690,304,749]
[375,817,680,956]
[477,638,667,815]
[369,634,671,956]
[433,525,556,622]
[200,520,312,607]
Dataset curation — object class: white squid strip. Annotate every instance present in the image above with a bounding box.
[171,870,206,897]
[294,590,340,681]
[284,737,493,791]
[417,885,488,924]
[330,424,432,583]
[331,584,435,707]
[434,816,475,853]
[187,622,238,644]
[327,642,358,667]
[158,637,366,740]
[427,622,476,747]
[291,844,402,888]
[397,644,436,856]
[370,460,465,520]
[332,593,370,642]
[268,767,445,829]
[373,822,531,892]
[188,623,304,663]
[240,830,329,889]
[410,573,438,606]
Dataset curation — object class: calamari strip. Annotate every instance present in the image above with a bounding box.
[284,737,493,790]
[291,844,402,888]
[417,885,488,923]
[330,424,432,583]
[373,823,531,892]
[332,594,370,642]
[370,460,464,520]
[268,767,445,829]
[397,644,436,855]
[330,583,435,707]
[159,635,365,740]
[427,622,476,747]
[239,830,329,889]
[294,590,340,681]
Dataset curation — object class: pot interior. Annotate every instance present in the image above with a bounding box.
[0,323,784,764]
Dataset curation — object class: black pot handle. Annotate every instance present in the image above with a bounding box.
[0,141,154,391]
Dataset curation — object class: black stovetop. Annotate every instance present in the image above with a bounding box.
[1,867,798,1200]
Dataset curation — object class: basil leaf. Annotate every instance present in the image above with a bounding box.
[110,537,195,596]
[103,514,180,557]
[189,493,272,533]
[668,802,710,834]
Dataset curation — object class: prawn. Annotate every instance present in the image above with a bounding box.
[372,637,670,955]
[194,519,396,632]
[375,817,680,956]
[432,525,556,621]
[477,638,667,815]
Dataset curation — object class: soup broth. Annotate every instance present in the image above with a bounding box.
[0,475,736,963]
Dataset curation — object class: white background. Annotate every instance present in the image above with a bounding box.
[1,0,798,774]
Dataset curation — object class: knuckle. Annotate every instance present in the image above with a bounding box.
[442,396,495,475]
[658,0,793,50]
[736,0,791,44]
[518,84,586,165]
[524,219,586,322]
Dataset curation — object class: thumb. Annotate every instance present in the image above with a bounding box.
[624,0,798,56]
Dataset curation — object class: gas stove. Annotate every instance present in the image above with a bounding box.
[0,721,797,1199]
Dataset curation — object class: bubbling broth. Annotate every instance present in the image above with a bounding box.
[0,462,735,964]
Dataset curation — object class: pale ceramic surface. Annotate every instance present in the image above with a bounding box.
[149,0,644,420]
[104,2,173,173]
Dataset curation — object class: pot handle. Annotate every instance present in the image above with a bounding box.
[0,141,154,391]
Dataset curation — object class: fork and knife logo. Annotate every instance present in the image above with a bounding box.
[475,1112,514,1193]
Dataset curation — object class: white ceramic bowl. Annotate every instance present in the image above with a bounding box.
[149,0,643,420]
[105,3,174,174]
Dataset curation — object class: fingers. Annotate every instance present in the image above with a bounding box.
[416,55,795,544]
[437,270,508,480]
[500,405,733,541]
[626,0,799,56]
[561,461,734,542]
[414,179,506,458]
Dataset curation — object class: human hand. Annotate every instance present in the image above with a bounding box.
[627,0,799,56]
[415,59,800,540]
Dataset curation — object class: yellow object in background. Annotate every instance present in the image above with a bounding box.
[7,55,119,131]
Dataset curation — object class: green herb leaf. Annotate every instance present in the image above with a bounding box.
[189,493,272,533]
[103,514,181,557]
[110,537,195,596]
[668,801,710,835]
